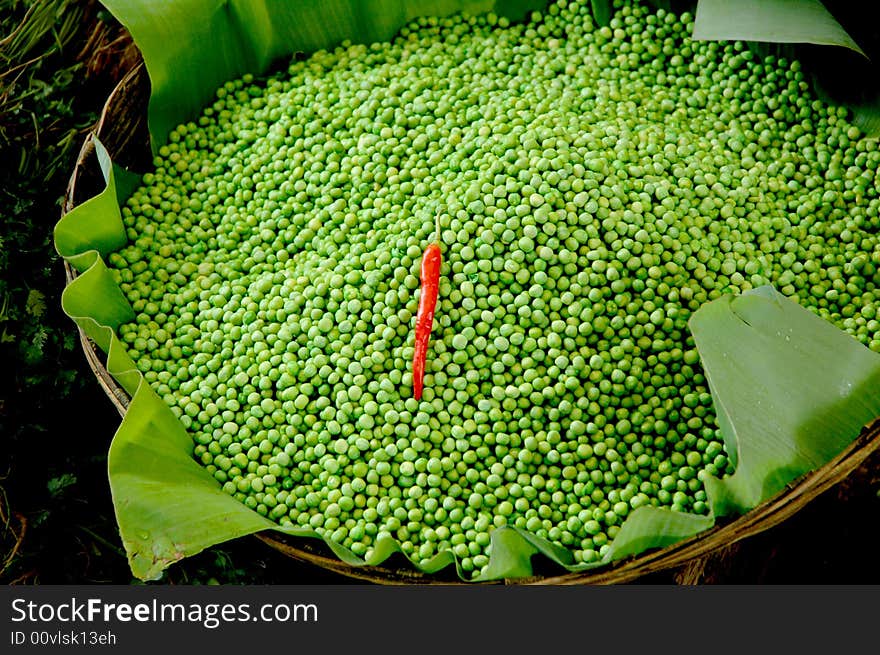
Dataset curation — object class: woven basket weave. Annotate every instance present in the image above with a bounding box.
[63,60,880,585]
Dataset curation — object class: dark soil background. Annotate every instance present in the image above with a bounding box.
[1,0,878,586]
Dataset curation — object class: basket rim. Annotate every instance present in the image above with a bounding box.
[62,61,880,585]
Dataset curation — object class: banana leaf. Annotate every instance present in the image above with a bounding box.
[692,0,865,56]
[590,0,612,27]
[54,0,880,581]
[691,287,880,518]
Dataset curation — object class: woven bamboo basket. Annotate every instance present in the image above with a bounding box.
[63,59,880,585]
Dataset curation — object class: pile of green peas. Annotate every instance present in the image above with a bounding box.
[107,0,880,578]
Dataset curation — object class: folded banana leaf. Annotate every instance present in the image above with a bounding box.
[693,0,865,56]
[54,0,880,581]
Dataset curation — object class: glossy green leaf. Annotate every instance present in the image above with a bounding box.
[692,0,865,57]
[850,103,880,138]
[53,139,127,273]
[690,286,880,517]
[590,0,612,27]
[55,139,134,352]
[601,507,714,563]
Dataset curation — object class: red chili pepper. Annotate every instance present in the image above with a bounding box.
[412,212,442,401]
